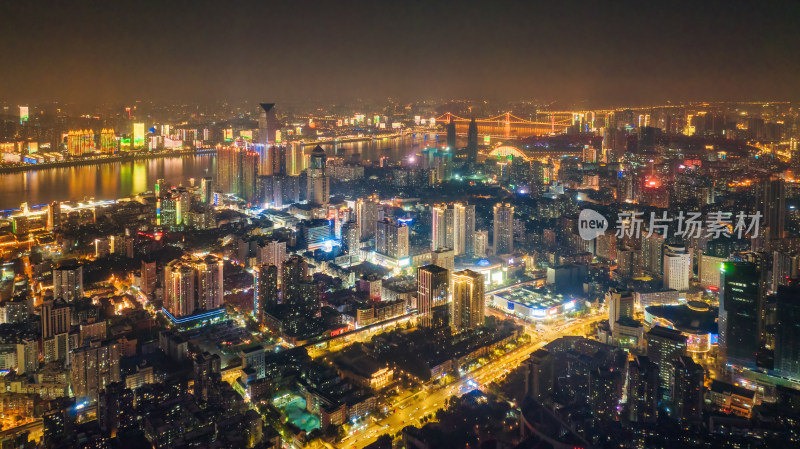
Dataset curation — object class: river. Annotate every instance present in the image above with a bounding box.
[0,133,450,210]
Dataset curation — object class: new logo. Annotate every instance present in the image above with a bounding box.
[578,208,608,240]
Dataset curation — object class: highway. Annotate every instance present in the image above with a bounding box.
[337,313,607,449]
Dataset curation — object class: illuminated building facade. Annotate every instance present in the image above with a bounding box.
[451,269,484,332]
[417,264,449,328]
[132,123,145,148]
[164,255,224,318]
[67,129,95,156]
[493,203,514,255]
[99,128,116,153]
[307,145,330,206]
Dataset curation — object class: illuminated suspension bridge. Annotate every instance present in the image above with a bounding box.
[435,112,574,138]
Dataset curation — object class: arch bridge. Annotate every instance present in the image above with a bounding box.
[436,112,574,138]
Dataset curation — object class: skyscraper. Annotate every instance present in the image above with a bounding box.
[763,178,785,241]
[200,177,213,204]
[466,117,478,163]
[282,255,309,305]
[141,260,157,295]
[663,245,691,291]
[493,203,514,255]
[307,145,330,206]
[451,269,484,332]
[627,355,658,423]
[670,355,704,424]
[417,264,449,328]
[774,285,800,380]
[357,197,382,240]
[255,264,279,322]
[46,201,61,231]
[719,261,762,368]
[258,103,279,145]
[645,325,687,403]
[164,259,196,317]
[375,219,409,259]
[194,255,224,311]
[446,116,456,150]
[431,204,447,251]
[215,145,259,202]
[524,349,554,401]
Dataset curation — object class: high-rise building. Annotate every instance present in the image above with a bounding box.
[451,269,484,332]
[375,219,409,259]
[772,251,800,292]
[132,123,146,148]
[99,129,116,153]
[53,263,83,302]
[417,264,449,328]
[70,339,121,400]
[164,259,195,317]
[67,129,95,156]
[15,338,38,374]
[763,178,785,241]
[258,103,279,145]
[466,117,478,163]
[699,252,726,289]
[670,355,704,424]
[255,264,279,322]
[200,177,214,204]
[47,201,61,231]
[357,197,382,240]
[719,261,762,368]
[307,145,330,206]
[215,146,260,202]
[446,116,456,150]
[194,255,224,311]
[493,203,514,255]
[474,230,489,258]
[282,255,309,305]
[642,232,665,275]
[524,349,554,401]
[627,355,658,423]
[431,204,447,251]
[141,260,157,295]
[646,325,687,403]
[774,285,800,380]
[663,245,691,291]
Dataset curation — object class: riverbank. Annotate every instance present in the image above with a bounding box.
[0,148,216,174]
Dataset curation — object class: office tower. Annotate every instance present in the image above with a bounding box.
[258,103,279,145]
[431,248,455,277]
[141,260,156,295]
[270,145,287,175]
[474,230,489,258]
[47,201,61,231]
[307,145,330,206]
[255,264,279,320]
[53,263,83,302]
[451,269,484,332]
[663,245,691,291]
[670,356,704,424]
[200,177,213,204]
[154,178,166,198]
[195,255,224,311]
[282,255,309,305]
[524,349,554,401]
[774,285,800,379]
[762,178,785,241]
[431,204,447,251]
[357,197,382,240]
[417,264,449,328]
[772,251,800,292]
[164,259,196,317]
[645,326,687,403]
[11,215,28,236]
[376,219,409,259]
[627,355,658,423]
[41,300,52,340]
[607,288,634,330]
[446,116,456,149]
[719,261,762,368]
[451,203,467,256]
[493,203,514,255]
[242,149,259,202]
[71,340,122,400]
[642,232,664,274]
[466,117,478,163]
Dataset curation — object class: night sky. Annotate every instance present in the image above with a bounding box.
[2,0,799,107]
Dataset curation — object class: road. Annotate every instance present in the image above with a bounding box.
[337,313,606,449]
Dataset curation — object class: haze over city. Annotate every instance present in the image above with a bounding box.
[2,1,800,449]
